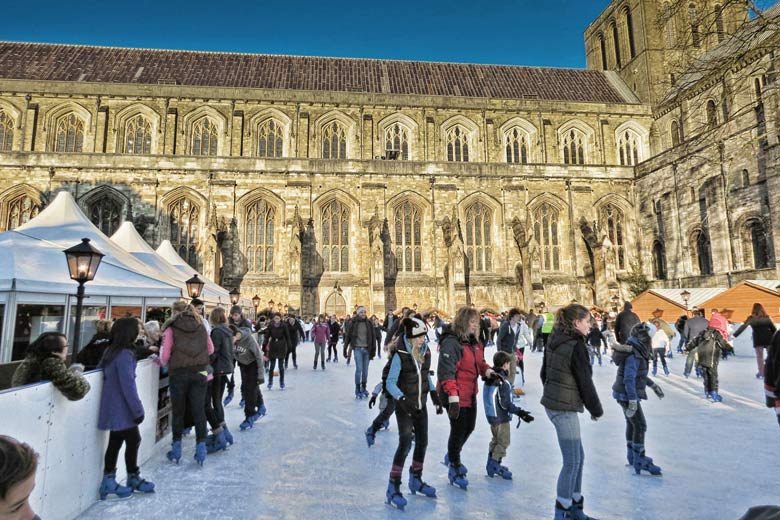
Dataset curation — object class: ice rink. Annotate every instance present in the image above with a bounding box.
[78,339,779,520]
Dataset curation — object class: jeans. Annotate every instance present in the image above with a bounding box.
[169,369,208,443]
[447,404,477,466]
[390,405,429,477]
[205,374,226,430]
[268,358,285,387]
[314,342,326,368]
[617,400,646,446]
[652,348,668,371]
[104,426,141,474]
[545,408,584,506]
[353,347,369,388]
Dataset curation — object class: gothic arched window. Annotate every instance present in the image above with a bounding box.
[124,114,152,155]
[384,123,410,160]
[706,100,718,129]
[245,199,275,272]
[671,120,681,147]
[611,21,622,68]
[534,203,560,271]
[743,220,771,269]
[505,127,529,164]
[6,194,40,230]
[55,113,84,153]
[464,202,492,272]
[322,121,347,159]
[394,201,422,272]
[598,33,608,70]
[446,125,470,162]
[89,197,122,236]
[191,117,218,156]
[257,119,284,158]
[715,4,725,42]
[691,229,712,275]
[321,199,349,272]
[617,129,642,166]
[169,197,200,269]
[653,241,668,280]
[690,3,701,48]
[664,2,676,48]
[562,128,586,165]
[600,204,626,270]
[0,110,14,151]
[624,8,636,59]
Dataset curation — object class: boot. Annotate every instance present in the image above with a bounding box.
[223,425,234,446]
[443,453,468,474]
[361,383,368,398]
[279,382,285,390]
[486,457,512,479]
[709,391,723,402]
[239,417,254,431]
[382,419,390,430]
[205,429,227,454]
[571,496,599,520]
[365,426,376,447]
[222,391,234,406]
[194,442,207,466]
[632,444,662,476]
[652,366,657,376]
[239,399,245,408]
[126,472,155,494]
[385,477,407,510]
[663,366,670,376]
[625,442,634,466]
[408,469,436,497]
[448,463,469,490]
[554,501,576,520]
[496,459,513,480]
[99,473,133,500]
[355,385,362,400]
[166,440,182,464]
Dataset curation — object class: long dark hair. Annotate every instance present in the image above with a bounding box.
[26,332,66,358]
[100,317,140,367]
[554,304,592,338]
[751,303,768,320]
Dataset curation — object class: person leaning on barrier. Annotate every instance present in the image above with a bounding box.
[0,435,40,520]
[11,332,90,401]
[76,319,112,371]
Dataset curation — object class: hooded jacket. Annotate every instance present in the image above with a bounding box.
[733,316,777,347]
[168,314,210,371]
[615,303,641,344]
[612,327,654,401]
[437,326,491,407]
[685,327,733,368]
[234,327,263,369]
[209,323,235,375]
[540,328,603,416]
[483,369,526,425]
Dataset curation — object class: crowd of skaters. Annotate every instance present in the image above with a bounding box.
[3,297,780,519]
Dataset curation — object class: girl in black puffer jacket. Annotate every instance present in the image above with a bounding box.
[733,303,777,379]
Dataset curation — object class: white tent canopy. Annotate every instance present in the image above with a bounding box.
[156,240,234,306]
[111,222,230,305]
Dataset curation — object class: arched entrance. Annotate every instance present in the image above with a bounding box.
[323,292,347,317]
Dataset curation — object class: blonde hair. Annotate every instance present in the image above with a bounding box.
[452,306,480,340]
[94,319,112,335]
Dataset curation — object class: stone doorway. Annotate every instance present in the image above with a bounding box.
[323,291,347,317]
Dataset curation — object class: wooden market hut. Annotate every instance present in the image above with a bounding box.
[630,287,727,322]
[698,280,780,321]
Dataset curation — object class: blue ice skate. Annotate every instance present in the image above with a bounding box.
[632,444,661,476]
[223,392,234,406]
[239,399,245,408]
[279,382,285,390]
[205,429,227,454]
[448,464,469,490]
[126,472,155,494]
[709,391,723,402]
[166,440,182,464]
[382,419,390,430]
[223,425,234,445]
[194,442,207,466]
[386,478,407,510]
[239,416,255,430]
[443,453,468,474]
[408,469,436,497]
[572,496,600,520]
[365,426,376,447]
[99,473,133,500]
[486,457,512,480]
[663,366,670,376]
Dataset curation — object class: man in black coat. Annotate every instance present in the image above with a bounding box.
[615,302,641,344]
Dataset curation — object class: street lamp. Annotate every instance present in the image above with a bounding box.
[63,238,104,360]
[252,294,261,312]
[284,303,289,314]
[229,288,241,306]
[680,289,691,308]
[185,274,205,299]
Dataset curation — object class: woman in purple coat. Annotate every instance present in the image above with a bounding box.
[97,317,155,500]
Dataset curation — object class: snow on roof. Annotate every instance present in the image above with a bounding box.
[650,287,728,308]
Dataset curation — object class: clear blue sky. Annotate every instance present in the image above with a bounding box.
[2,0,615,68]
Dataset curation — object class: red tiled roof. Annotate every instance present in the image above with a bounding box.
[0,41,632,104]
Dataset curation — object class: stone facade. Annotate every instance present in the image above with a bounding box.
[0,1,778,316]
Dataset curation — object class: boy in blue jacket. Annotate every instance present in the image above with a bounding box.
[482,351,534,480]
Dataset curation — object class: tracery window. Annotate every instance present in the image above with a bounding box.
[562,128,586,165]
[598,34,608,70]
[89,197,122,236]
[245,199,275,272]
[464,202,492,272]
[169,197,200,269]
[55,113,84,153]
[6,194,40,230]
[446,125,470,162]
[0,110,13,151]
[600,204,626,270]
[715,4,725,42]
[257,119,284,158]
[534,203,560,271]
[617,129,641,166]
[505,127,529,164]
[394,201,422,272]
[384,123,410,160]
[664,2,676,48]
[124,114,152,155]
[321,200,349,272]
[322,121,347,159]
[191,117,218,156]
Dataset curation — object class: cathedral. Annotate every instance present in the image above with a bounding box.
[0,0,777,317]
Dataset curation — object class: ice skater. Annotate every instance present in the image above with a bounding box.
[262,313,291,390]
[650,319,670,376]
[765,330,780,427]
[232,325,267,430]
[365,379,395,447]
[311,314,330,370]
[684,326,733,402]
[383,316,443,510]
[343,306,377,399]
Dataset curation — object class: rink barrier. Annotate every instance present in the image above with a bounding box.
[0,359,161,520]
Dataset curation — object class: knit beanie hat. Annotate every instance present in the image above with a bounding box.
[403,317,428,339]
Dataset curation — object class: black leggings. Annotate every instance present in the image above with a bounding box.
[328,341,339,360]
[240,362,258,419]
[170,370,208,443]
[285,346,298,368]
[391,406,428,473]
[447,404,477,466]
[205,374,227,430]
[703,366,719,393]
[618,400,647,446]
[268,358,285,386]
[371,398,396,432]
[104,426,141,474]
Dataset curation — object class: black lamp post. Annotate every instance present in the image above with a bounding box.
[252,294,261,313]
[63,238,104,360]
[680,290,691,315]
[229,288,241,306]
[185,274,205,299]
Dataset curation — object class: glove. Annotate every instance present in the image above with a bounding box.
[516,409,535,423]
[368,394,377,409]
[429,391,443,415]
[625,400,638,418]
[134,414,145,425]
[651,384,665,399]
[69,363,85,374]
[590,414,599,422]
[448,401,460,419]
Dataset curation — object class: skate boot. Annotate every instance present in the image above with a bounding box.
[223,391,234,406]
[239,417,254,431]
[572,496,600,520]
[99,473,133,500]
[223,425,234,446]
[382,419,390,430]
[253,404,267,420]
[683,371,690,379]
[408,469,436,497]
[663,366,670,376]
[355,385,362,399]
[709,391,723,402]
[554,501,576,520]
[182,427,192,436]
[632,444,662,476]
[267,382,272,390]
[126,472,155,494]
[279,382,285,390]
[626,442,634,465]
[443,453,468,474]
[166,440,182,464]
[194,442,207,466]
[652,366,657,376]
[486,457,512,479]
[239,399,245,408]
[496,459,513,480]
[365,426,376,447]
[386,477,407,510]
[205,429,227,454]
[448,464,469,490]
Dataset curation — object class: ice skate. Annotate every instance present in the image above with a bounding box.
[632,445,661,476]
[205,429,227,454]
[709,391,723,402]
[194,441,207,466]
[99,473,133,500]
[554,501,576,520]
[239,417,254,431]
[166,440,182,464]
[442,453,468,474]
[486,457,512,479]
[448,464,469,490]
[365,426,376,447]
[663,366,670,376]
[239,399,245,408]
[126,472,155,494]
[222,392,234,406]
[223,425,234,445]
[408,469,436,497]
[572,496,600,520]
[386,478,407,510]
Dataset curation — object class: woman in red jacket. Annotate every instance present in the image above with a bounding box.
[437,306,495,490]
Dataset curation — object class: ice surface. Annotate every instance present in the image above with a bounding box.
[77,338,780,520]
